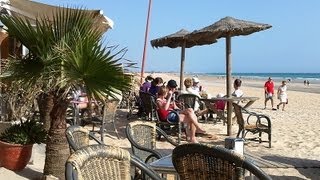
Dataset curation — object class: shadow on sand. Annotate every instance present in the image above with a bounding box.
[260,155,320,179]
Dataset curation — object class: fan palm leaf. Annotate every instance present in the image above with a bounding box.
[0,7,130,179]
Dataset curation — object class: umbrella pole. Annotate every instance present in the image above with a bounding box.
[140,0,153,84]
[180,41,186,91]
[226,36,232,136]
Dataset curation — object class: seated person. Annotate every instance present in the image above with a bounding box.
[140,75,154,93]
[191,77,203,92]
[156,86,206,143]
[181,78,201,112]
[232,79,244,97]
[72,85,89,110]
[198,93,226,121]
[148,77,163,96]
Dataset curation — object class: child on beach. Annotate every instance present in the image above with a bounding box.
[277,80,288,111]
[156,86,206,143]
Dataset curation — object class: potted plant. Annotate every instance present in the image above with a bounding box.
[0,120,47,171]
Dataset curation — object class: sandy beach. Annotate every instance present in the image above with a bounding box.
[1,72,320,179]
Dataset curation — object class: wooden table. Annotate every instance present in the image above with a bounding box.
[149,151,284,177]
[200,96,259,135]
[200,96,259,109]
[149,154,179,179]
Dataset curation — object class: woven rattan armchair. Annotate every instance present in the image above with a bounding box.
[126,121,179,164]
[65,125,103,153]
[232,103,272,148]
[65,144,162,180]
[177,93,200,110]
[139,91,183,143]
[172,143,272,180]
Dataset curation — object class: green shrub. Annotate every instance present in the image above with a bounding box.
[0,120,47,145]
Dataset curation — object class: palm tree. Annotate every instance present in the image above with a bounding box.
[0,8,130,179]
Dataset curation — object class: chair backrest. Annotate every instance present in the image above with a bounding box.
[172,143,272,180]
[65,125,102,153]
[177,93,200,110]
[232,103,245,128]
[139,91,157,120]
[65,144,162,180]
[126,121,158,163]
[103,99,119,124]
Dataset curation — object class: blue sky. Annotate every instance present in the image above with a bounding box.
[35,0,320,73]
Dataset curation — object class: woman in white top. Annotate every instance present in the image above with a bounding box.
[277,80,288,111]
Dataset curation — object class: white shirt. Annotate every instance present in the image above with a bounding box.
[181,87,201,111]
[232,89,244,97]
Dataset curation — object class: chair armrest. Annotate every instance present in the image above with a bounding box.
[89,132,104,145]
[245,110,271,128]
[130,155,163,180]
[156,126,179,147]
[65,162,77,180]
[243,158,272,180]
[125,125,163,160]
[256,114,272,128]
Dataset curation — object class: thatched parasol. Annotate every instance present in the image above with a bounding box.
[151,29,217,89]
[188,16,272,135]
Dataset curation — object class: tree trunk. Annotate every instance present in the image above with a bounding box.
[37,93,54,132]
[43,93,69,180]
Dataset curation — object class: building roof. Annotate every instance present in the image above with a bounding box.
[0,0,113,32]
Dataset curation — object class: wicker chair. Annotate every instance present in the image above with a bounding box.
[139,91,183,143]
[82,99,120,139]
[177,93,201,110]
[126,121,179,164]
[65,125,103,153]
[139,91,157,121]
[232,103,272,148]
[65,144,162,180]
[172,143,272,180]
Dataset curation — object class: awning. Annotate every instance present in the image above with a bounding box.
[0,0,113,32]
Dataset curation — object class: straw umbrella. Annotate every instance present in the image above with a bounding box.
[188,16,272,136]
[151,29,217,90]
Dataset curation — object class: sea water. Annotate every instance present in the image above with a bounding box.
[193,73,320,84]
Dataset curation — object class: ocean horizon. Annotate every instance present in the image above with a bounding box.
[146,71,320,84]
[186,72,320,83]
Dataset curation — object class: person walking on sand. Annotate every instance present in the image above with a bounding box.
[277,80,288,111]
[264,77,276,110]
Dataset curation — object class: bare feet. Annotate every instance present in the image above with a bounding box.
[196,129,206,134]
[189,139,199,143]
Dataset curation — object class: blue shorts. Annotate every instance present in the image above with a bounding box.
[167,111,180,124]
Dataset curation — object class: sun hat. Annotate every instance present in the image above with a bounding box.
[167,79,178,88]
[192,77,200,83]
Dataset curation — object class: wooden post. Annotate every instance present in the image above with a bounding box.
[180,41,186,90]
[140,0,153,84]
[226,36,232,136]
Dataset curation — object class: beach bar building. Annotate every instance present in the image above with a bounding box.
[0,0,113,60]
[0,0,113,118]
